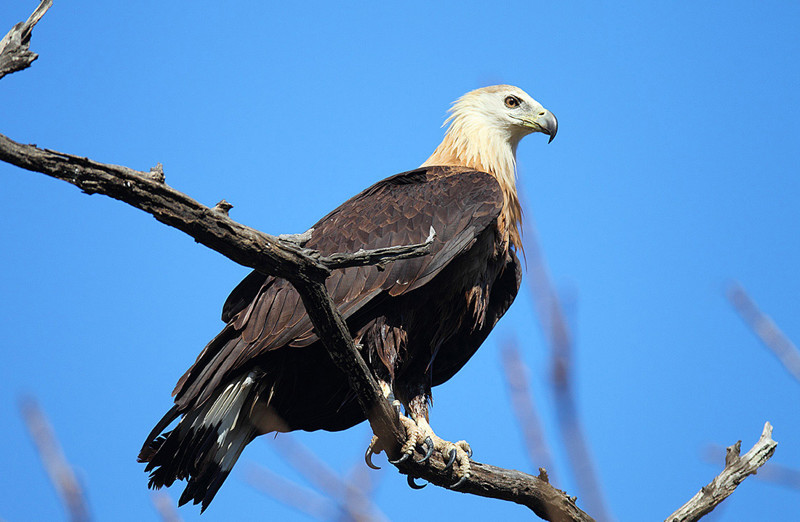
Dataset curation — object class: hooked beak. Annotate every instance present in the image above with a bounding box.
[534,109,558,143]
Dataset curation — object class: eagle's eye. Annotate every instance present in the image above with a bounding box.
[504,95,521,108]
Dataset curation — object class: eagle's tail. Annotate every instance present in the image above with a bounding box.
[138,372,262,511]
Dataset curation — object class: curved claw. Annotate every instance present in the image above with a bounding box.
[451,474,469,489]
[364,437,382,470]
[416,436,434,463]
[444,448,457,470]
[389,452,410,465]
[365,450,381,470]
[407,475,427,490]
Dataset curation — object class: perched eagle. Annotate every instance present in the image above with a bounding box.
[139,85,557,510]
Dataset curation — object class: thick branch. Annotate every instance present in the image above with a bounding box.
[394,455,593,522]
[666,422,777,522]
[0,0,51,79]
[0,135,592,520]
[0,134,595,520]
[0,5,593,519]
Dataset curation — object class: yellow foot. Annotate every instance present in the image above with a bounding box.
[363,399,409,470]
[413,417,472,489]
[376,413,472,489]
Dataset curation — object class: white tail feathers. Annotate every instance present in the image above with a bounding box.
[193,372,257,472]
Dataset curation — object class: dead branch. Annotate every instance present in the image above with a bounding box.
[0,0,51,79]
[666,422,777,522]
[726,282,800,384]
[19,396,92,522]
[703,445,800,491]
[0,132,593,522]
[0,5,593,521]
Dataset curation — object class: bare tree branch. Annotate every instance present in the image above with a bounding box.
[0,128,592,522]
[666,422,777,522]
[19,396,92,522]
[726,282,800,384]
[703,445,800,491]
[0,6,593,520]
[0,0,51,79]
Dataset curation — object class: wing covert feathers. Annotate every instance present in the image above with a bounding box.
[173,166,505,409]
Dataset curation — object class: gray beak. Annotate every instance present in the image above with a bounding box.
[538,110,558,143]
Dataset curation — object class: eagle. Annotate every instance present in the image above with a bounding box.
[139,84,557,510]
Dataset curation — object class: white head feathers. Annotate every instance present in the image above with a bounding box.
[422,84,557,250]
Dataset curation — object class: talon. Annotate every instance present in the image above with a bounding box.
[451,473,469,489]
[444,448,457,470]
[389,452,410,465]
[407,475,427,489]
[364,436,382,470]
[456,440,473,458]
[416,436,434,463]
[366,453,381,470]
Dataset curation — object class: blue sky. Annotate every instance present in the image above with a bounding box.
[1,1,798,521]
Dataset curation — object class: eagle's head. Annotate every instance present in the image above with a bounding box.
[422,84,557,253]
[448,85,558,146]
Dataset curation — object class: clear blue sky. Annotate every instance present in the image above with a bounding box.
[1,1,798,521]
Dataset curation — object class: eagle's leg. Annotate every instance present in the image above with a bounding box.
[394,394,473,488]
[365,379,408,470]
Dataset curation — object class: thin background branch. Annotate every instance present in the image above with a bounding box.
[726,281,800,384]
[521,213,613,522]
[245,463,337,520]
[150,492,183,522]
[19,396,92,522]
[501,337,559,485]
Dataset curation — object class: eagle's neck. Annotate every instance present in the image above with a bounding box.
[422,125,523,252]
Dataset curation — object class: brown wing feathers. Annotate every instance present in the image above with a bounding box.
[171,166,504,410]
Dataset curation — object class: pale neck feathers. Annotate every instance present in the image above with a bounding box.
[421,108,523,252]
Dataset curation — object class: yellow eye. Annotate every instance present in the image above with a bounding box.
[504,96,520,108]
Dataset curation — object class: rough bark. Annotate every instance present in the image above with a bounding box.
[0,4,594,520]
[0,0,51,79]
[666,422,778,522]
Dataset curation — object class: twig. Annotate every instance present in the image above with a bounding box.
[19,396,92,522]
[726,282,800,384]
[315,226,436,270]
[500,338,559,485]
[703,445,800,491]
[666,422,778,522]
[0,0,52,79]
[0,7,594,519]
